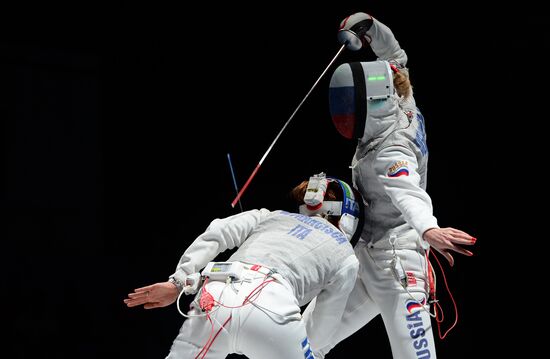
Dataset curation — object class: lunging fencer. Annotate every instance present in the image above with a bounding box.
[303,12,477,358]
[124,173,362,359]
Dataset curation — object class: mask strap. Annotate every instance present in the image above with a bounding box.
[349,62,367,139]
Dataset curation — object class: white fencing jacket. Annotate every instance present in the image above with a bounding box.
[169,209,359,349]
[352,17,438,246]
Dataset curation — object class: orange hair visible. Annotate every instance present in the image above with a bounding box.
[393,70,412,99]
[289,180,342,227]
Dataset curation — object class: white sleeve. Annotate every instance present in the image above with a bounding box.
[375,146,438,237]
[168,208,272,285]
[367,18,408,66]
[305,255,359,351]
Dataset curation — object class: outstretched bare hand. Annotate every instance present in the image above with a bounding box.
[423,227,476,267]
[124,282,179,309]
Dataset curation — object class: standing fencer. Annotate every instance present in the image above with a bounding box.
[303,12,477,358]
[124,173,361,359]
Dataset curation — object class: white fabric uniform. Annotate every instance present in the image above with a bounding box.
[304,16,439,359]
[166,209,359,359]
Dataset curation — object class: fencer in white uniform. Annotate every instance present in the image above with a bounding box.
[303,13,476,359]
[124,174,361,359]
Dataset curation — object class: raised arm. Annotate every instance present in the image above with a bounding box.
[339,12,408,66]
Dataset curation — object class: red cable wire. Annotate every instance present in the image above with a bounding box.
[430,250,459,339]
[213,278,275,309]
[241,279,275,305]
[195,277,224,359]
[197,315,232,359]
[194,275,275,357]
[194,313,216,359]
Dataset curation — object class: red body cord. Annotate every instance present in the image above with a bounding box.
[429,250,459,339]
[195,275,275,357]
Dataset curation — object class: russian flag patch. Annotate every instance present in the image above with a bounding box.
[387,160,409,177]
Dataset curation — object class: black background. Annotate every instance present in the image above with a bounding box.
[2,1,542,358]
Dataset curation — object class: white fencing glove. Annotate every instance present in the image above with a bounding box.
[337,12,373,51]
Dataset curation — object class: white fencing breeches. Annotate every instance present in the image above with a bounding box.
[305,239,437,359]
[166,264,314,359]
